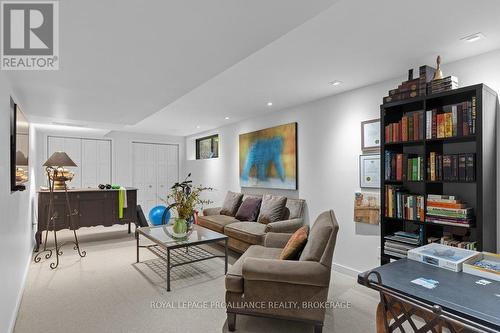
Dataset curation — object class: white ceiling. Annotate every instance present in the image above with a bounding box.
[7,0,337,125]
[8,0,500,136]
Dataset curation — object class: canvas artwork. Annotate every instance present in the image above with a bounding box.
[353,192,380,224]
[239,123,297,190]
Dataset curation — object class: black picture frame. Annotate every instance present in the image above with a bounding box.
[10,97,29,192]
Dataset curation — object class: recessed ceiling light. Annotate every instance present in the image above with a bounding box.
[460,32,485,43]
[267,102,273,106]
[329,80,342,86]
[225,116,230,120]
[196,125,201,129]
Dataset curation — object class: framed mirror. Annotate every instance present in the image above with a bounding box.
[10,97,29,191]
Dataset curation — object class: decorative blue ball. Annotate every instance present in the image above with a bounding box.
[148,205,171,226]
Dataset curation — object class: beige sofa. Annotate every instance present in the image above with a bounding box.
[199,194,305,253]
[225,210,339,333]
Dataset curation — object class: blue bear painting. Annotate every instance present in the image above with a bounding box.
[241,136,285,182]
[239,123,297,190]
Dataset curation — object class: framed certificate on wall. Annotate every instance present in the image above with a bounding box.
[361,119,380,151]
[359,154,380,188]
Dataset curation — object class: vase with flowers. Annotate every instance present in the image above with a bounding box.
[162,173,213,239]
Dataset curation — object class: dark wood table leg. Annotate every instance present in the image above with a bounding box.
[167,248,171,292]
[224,238,228,274]
[136,231,139,263]
[128,221,131,234]
[35,231,42,252]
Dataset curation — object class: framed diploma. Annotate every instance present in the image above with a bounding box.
[361,119,380,151]
[359,154,380,188]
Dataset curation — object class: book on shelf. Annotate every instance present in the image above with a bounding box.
[385,185,425,221]
[425,97,476,139]
[426,194,474,227]
[385,110,424,143]
[427,153,475,182]
[440,234,477,250]
[428,76,459,94]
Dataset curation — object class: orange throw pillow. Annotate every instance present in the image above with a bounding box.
[279,226,309,260]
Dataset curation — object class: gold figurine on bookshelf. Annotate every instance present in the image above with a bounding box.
[432,55,443,81]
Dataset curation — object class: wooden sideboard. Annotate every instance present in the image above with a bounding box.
[35,188,137,251]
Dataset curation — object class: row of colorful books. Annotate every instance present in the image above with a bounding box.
[428,152,475,182]
[384,186,425,221]
[426,194,473,227]
[440,235,477,251]
[425,98,477,139]
[384,152,423,181]
[384,110,425,143]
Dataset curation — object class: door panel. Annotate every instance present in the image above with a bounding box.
[132,143,178,222]
[81,139,111,188]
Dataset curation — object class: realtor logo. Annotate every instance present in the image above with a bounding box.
[1,1,59,70]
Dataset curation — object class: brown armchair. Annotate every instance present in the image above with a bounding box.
[225,210,340,333]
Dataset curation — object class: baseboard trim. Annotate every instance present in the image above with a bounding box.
[332,262,362,278]
[8,245,33,333]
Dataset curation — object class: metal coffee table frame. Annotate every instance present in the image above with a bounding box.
[136,226,228,291]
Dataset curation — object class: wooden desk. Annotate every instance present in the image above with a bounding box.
[358,259,500,333]
[36,188,137,251]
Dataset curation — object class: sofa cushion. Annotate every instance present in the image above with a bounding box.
[257,194,287,224]
[235,197,262,221]
[225,245,282,293]
[220,191,243,216]
[224,222,266,245]
[279,226,309,260]
[197,215,238,233]
[282,198,305,220]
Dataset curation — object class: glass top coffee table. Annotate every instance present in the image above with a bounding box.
[136,224,228,291]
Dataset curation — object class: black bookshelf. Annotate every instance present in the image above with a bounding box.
[380,84,498,265]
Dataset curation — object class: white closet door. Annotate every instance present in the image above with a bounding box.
[81,139,111,188]
[166,144,179,189]
[96,140,111,185]
[47,136,82,188]
[133,143,158,218]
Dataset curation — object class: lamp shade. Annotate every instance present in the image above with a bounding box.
[43,152,77,167]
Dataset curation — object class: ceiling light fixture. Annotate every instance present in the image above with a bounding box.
[267,102,273,106]
[196,125,201,129]
[460,32,485,43]
[329,80,342,86]
[225,116,230,120]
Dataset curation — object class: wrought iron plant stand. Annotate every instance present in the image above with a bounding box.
[34,166,86,269]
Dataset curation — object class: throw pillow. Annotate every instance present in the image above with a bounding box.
[280,226,309,260]
[220,191,243,216]
[257,194,287,224]
[235,197,262,221]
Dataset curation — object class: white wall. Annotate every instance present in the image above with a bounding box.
[186,49,500,274]
[0,75,37,333]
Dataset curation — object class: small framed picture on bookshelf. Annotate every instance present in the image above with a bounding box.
[361,119,381,151]
[360,154,380,188]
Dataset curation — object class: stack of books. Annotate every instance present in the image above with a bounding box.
[425,98,476,139]
[427,152,475,182]
[385,185,425,221]
[384,231,421,258]
[428,76,458,94]
[383,65,436,103]
[440,233,477,250]
[426,194,474,227]
[385,110,425,143]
